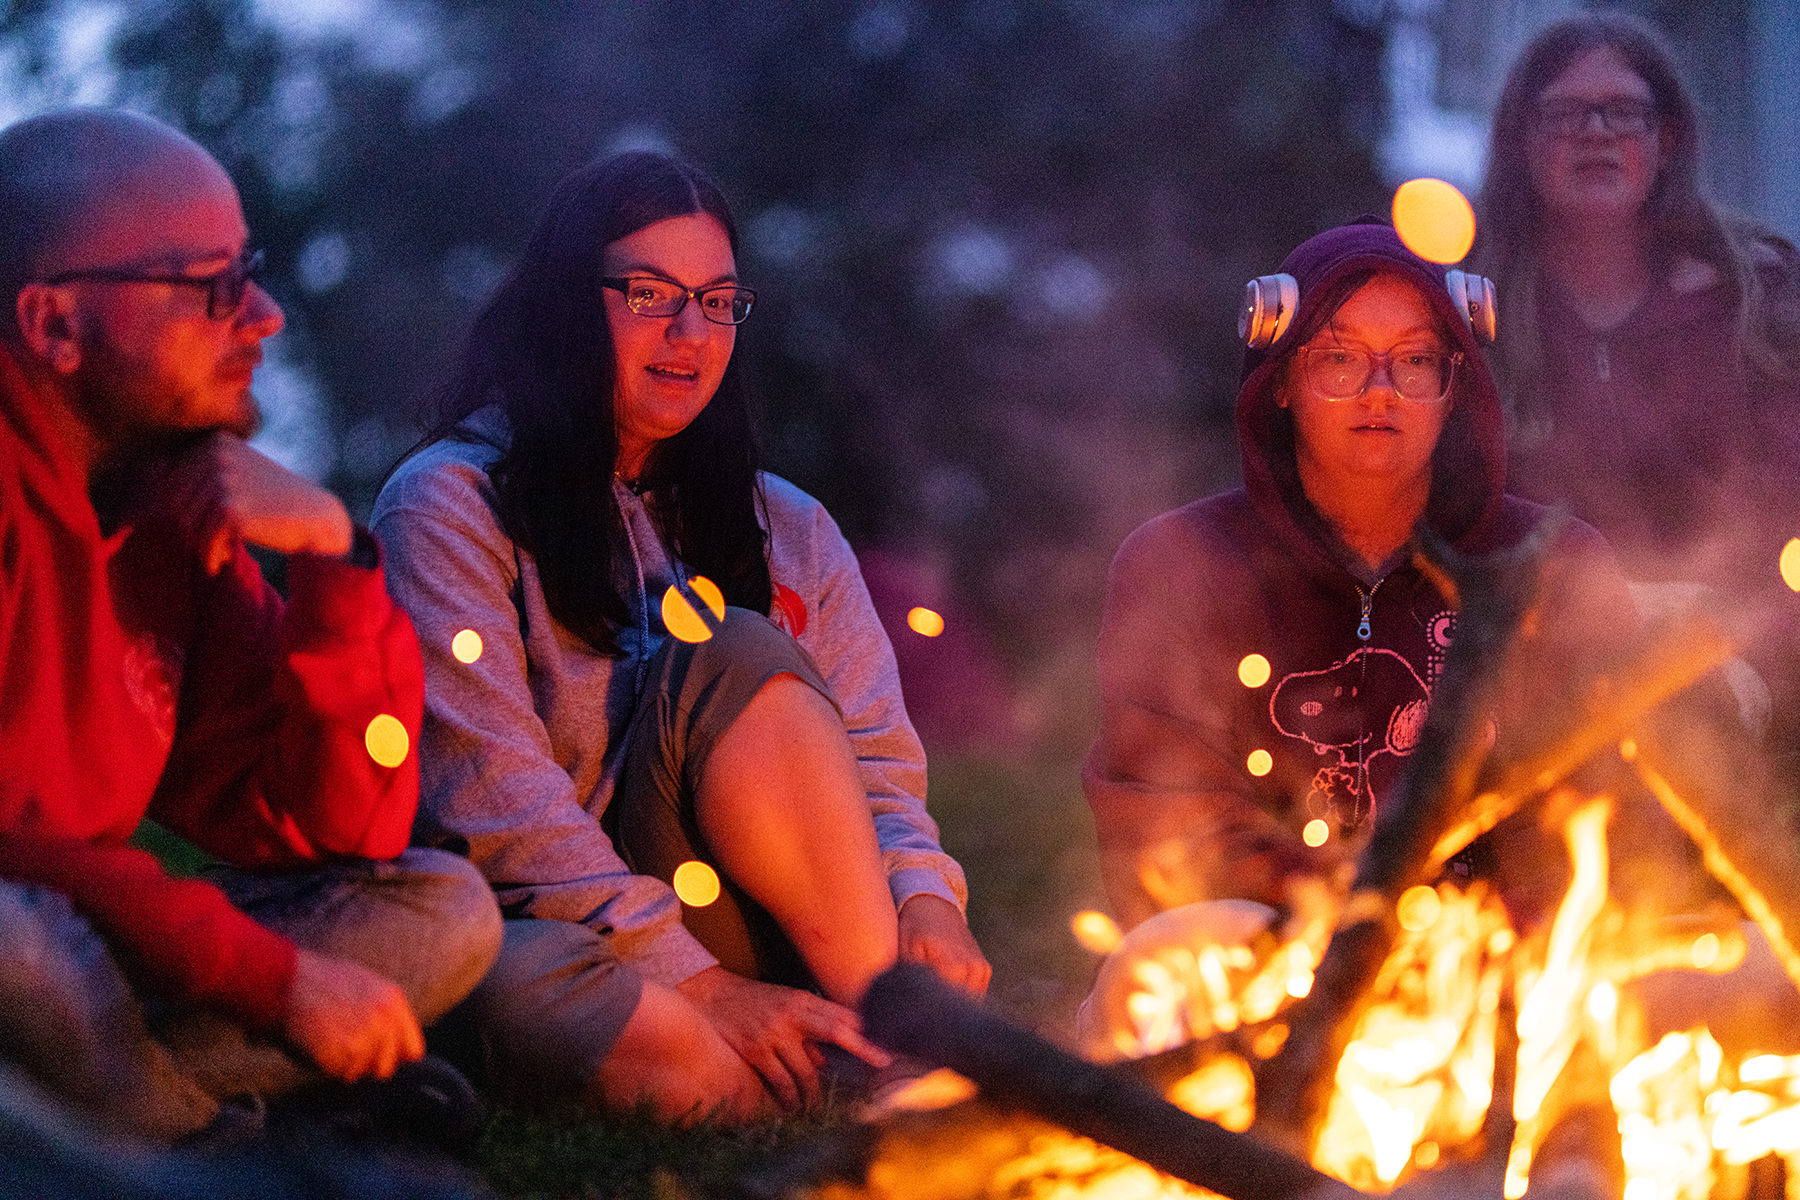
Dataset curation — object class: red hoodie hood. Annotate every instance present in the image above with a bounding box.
[1235,220,1510,579]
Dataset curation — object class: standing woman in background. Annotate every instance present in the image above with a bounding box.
[374,151,988,1122]
[1474,12,1800,748]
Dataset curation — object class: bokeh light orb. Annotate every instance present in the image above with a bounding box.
[1781,538,1800,592]
[364,713,410,768]
[1392,178,1476,265]
[451,628,483,664]
[1237,653,1272,689]
[1070,909,1123,954]
[663,576,726,644]
[907,606,946,637]
[1302,818,1330,848]
[673,860,722,907]
[1246,748,1273,777]
[1396,884,1443,932]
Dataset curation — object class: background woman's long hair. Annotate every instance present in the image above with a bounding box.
[424,151,771,656]
[1474,12,1798,424]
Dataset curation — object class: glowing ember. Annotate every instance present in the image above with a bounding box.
[907,606,946,637]
[451,628,483,663]
[1168,1054,1255,1132]
[363,713,409,768]
[1072,910,1124,955]
[1246,749,1273,777]
[672,860,721,907]
[1237,653,1272,689]
[1392,177,1476,265]
[663,576,726,643]
[1303,819,1330,848]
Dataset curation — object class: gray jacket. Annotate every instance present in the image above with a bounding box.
[372,407,965,985]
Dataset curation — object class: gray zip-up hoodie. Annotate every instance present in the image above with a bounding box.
[372,406,965,986]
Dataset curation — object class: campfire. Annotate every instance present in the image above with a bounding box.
[771,522,1800,1200]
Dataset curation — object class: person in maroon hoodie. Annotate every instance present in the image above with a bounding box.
[0,109,499,1142]
[1083,220,1662,934]
[1475,13,1800,762]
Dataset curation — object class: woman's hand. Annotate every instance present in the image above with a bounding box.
[675,966,892,1111]
[898,893,992,996]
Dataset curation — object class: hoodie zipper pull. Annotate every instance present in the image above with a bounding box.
[1357,588,1373,642]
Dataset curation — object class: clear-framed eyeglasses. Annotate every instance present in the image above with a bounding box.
[1299,346,1462,404]
[43,248,265,319]
[1533,98,1658,140]
[601,276,757,325]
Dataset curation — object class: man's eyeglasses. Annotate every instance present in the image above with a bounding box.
[1300,346,1462,404]
[602,276,756,325]
[43,248,266,319]
[1533,98,1658,140]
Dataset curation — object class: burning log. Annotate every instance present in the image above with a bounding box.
[1626,705,1800,998]
[1252,520,1558,1148]
[859,962,1362,1200]
[1426,616,1735,871]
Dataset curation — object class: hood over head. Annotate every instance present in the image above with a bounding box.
[1235,219,1509,565]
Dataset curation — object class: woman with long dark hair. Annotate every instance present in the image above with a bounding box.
[373,151,988,1120]
[1475,12,1800,747]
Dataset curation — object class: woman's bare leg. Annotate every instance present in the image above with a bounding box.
[695,674,899,1005]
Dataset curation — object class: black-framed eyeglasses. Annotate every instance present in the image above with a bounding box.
[1300,346,1462,404]
[43,248,266,319]
[1533,98,1658,139]
[601,276,756,325]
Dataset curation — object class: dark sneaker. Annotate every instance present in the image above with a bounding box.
[270,1054,485,1156]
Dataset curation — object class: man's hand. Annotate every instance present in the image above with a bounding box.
[675,965,892,1111]
[163,431,353,573]
[898,893,992,996]
[283,948,424,1083]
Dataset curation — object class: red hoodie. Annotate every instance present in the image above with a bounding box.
[0,346,424,1029]
[1084,223,1636,930]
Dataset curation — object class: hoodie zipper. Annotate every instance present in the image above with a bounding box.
[1356,580,1378,642]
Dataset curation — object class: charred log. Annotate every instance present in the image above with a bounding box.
[859,963,1361,1200]
[1252,519,1558,1146]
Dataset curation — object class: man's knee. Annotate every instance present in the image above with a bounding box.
[380,848,503,1022]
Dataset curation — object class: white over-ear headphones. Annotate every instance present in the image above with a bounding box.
[1238,268,1498,348]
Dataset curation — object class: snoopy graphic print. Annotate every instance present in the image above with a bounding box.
[1267,606,1456,830]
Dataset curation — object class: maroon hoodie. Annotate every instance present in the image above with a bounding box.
[1084,222,1633,930]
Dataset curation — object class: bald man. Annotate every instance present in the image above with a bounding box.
[0,109,499,1143]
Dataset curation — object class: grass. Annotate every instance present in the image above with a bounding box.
[128,749,1107,1197]
[465,749,1110,1199]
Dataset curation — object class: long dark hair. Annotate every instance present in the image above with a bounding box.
[1475,12,1795,418]
[426,151,770,655]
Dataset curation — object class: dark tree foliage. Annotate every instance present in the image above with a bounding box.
[0,0,1389,671]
